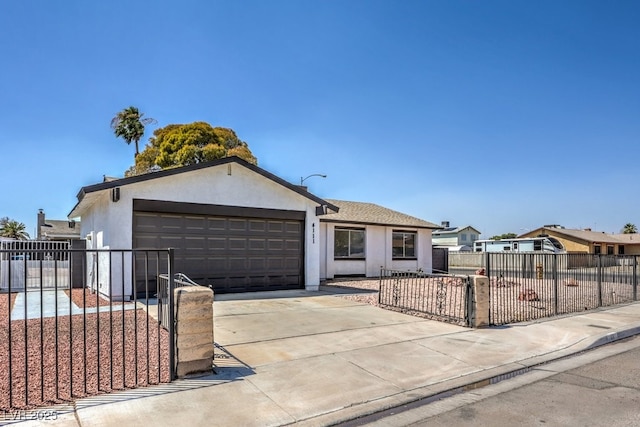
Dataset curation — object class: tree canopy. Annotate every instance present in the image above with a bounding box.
[111,106,157,158]
[489,233,518,240]
[128,122,257,176]
[622,223,638,234]
[0,217,30,240]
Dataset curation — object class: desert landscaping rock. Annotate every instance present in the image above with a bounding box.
[0,303,170,411]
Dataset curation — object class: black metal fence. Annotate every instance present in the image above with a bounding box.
[483,253,639,325]
[378,268,471,326]
[0,247,175,412]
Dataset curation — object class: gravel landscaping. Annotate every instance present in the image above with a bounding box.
[0,297,170,411]
[64,288,125,308]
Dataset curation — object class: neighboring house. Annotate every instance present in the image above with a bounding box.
[319,199,440,280]
[610,233,640,255]
[432,221,480,252]
[68,157,338,298]
[36,209,82,241]
[518,225,640,255]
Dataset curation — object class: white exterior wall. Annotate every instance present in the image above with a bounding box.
[320,223,433,280]
[76,162,324,294]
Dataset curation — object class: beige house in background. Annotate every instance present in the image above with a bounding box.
[519,225,640,255]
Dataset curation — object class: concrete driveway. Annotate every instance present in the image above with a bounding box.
[58,286,640,427]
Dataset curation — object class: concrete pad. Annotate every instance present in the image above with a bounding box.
[223,320,464,367]
[338,341,480,390]
[75,380,294,427]
[247,354,402,421]
[215,302,423,346]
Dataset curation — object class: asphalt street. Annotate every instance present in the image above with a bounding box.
[359,335,640,427]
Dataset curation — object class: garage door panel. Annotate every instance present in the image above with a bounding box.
[208,237,227,250]
[249,239,266,250]
[228,219,248,231]
[268,239,284,250]
[249,220,267,232]
[249,258,266,270]
[229,238,248,250]
[134,210,303,293]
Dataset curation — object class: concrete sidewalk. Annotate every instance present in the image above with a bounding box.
[14,288,640,427]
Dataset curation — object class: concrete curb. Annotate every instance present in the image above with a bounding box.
[296,323,640,427]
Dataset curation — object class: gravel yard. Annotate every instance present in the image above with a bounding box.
[64,288,125,308]
[0,293,170,411]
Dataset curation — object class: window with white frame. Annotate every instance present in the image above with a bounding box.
[334,228,365,259]
[392,231,416,259]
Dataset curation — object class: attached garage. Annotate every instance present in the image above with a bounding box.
[68,157,338,299]
[132,200,304,293]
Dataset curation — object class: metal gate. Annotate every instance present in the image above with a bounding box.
[0,240,74,291]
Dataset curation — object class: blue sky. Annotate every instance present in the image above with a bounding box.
[1,0,638,239]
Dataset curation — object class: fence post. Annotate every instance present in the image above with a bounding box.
[485,252,491,278]
[553,254,558,315]
[168,248,176,380]
[174,285,214,378]
[597,255,603,307]
[470,275,489,327]
[634,256,638,301]
[378,266,383,305]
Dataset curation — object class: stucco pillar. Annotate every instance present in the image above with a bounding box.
[470,275,490,328]
[175,286,214,377]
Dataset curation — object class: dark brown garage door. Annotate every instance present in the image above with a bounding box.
[132,201,304,294]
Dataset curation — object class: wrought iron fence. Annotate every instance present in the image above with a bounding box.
[484,253,639,325]
[378,268,471,326]
[0,247,175,412]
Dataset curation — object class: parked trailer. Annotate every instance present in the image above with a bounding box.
[473,237,565,253]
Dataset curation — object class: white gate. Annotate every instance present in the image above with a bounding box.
[0,240,71,291]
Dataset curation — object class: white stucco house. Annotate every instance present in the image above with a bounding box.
[68,157,338,299]
[319,200,440,280]
[68,157,440,298]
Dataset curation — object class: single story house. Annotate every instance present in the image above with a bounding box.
[319,199,440,279]
[518,225,640,255]
[67,157,441,299]
[68,157,339,298]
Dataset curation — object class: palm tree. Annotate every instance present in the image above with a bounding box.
[622,223,638,234]
[110,106,157,158]
[0,218,30,240]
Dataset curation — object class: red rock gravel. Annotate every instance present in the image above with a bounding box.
[64,288,125,308]
[0,305,170,411]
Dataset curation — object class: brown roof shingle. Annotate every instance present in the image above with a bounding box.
[321,199,439,229]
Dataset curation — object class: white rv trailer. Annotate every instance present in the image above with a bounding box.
[473,237,565,253]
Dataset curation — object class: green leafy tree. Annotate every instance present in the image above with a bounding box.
[0,217,30,240]
[490,233,517,240]
[111,106,157,158]
[128,122,257,176]
[622,223,638,234]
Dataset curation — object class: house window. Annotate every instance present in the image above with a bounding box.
[619,245,625,255]
[460,233,467,242]
[607,245,614,255]
[334,228,365,259]
[594,245,601,254]
[392,231,416,259]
